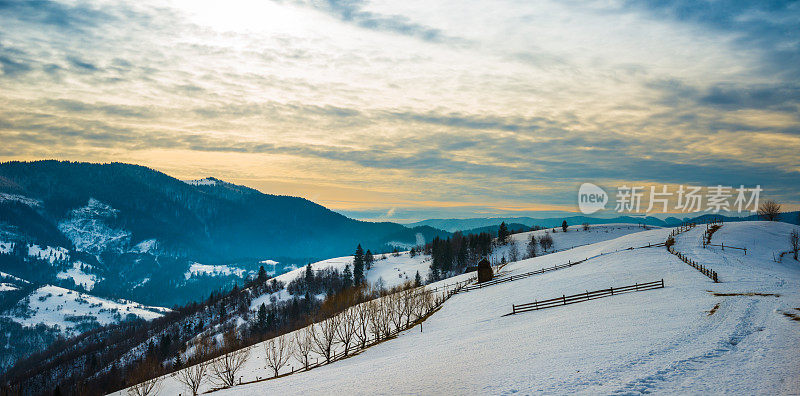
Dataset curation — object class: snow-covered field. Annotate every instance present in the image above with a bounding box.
[493,223,658,263]
[56,261,100,290]
[184,263,251,280]
[2,285,169,335]
[117,221,800,395]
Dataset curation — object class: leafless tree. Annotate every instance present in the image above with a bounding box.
[176,338,212,396]
[508,240,519,262]
[335,307,358,356]
[379,297,394,337]
[126,357,163,396]
[388,292,405,331]
[209,332,250,388]
[582,222,590,231]
[353,300,372,349]
[758,200,781,221]
[539,232,554,251]
[293,326,314,370]
[264,334,294,377]
[400,287,417,328]
[791,229,799,260]
[312,314,340,363]
[367,299,383,341]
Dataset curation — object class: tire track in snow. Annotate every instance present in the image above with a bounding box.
[610,298,760,395]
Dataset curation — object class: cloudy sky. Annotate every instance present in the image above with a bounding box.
[0,0,798,221]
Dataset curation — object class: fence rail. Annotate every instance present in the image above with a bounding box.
[704,243,747,254]
[507,279,665,315]
[668,246,719,282]
[456,260,585,293]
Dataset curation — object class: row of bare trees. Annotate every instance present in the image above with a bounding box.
[156,283,456,396]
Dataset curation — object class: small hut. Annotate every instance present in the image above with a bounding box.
[477,258,493,283]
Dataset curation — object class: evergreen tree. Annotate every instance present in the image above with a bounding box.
[409,247,416,257]
[365,249,374,270]
[414,270,422,287]
[562,220,568,232]
[342,264,353,289]
[257,265,268,282]
[305,263,314,293]
[498,222,510,244]
[353,244,365,285]
[256,303,268,334]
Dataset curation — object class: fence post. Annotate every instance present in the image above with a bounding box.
[610,287,613,295]
[661,278,664,288]
[635,282,638,291]
[586,290,589,300]
[722,243,724,250]
[563,295,566,305]
[512,304,516,315]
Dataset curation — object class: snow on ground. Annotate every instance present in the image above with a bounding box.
[184,263,251,280]
[57,198,131,254]
[120,221,799,395]
[0,271,28,283]
[0,241,14,254]
[0,192,41,207]
[132,239,158,253]
[2,285,169,335]
[27,244,69,264]
[493,223,658,263]
[0,283,19,291]
[56,261,100,290]
[183,178,218,186]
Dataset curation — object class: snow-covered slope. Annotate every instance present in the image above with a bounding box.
[121,221,799,395]
[2,285,169,336]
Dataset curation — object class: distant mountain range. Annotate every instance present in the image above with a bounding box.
[408,212,800,233]
[0,160,448,307]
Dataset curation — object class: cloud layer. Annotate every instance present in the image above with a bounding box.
[0,0,798,220]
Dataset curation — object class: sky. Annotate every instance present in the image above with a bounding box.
[0,0,798,222]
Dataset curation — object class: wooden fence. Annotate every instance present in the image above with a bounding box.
[668,246,719,282]
[455,259,585,294]
[704,242,746,255]
[506,279,665,315]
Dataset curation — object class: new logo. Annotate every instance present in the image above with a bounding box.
[578,183,608,214]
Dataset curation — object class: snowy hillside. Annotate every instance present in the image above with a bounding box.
[2,284,169,336]
[119,221,800,395]
[494,223,657,263]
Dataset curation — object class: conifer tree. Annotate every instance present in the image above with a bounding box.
[562,220,568,232]
[365,249,374,270]
[257,265,268,282]
[414,270,422,287]
[342,264,353,289]
[256,303,268,334]
[498,222,510,244]
[353,244,365,285]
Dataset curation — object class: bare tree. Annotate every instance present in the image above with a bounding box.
[312,315,340,363]
[335,307,358,356]
[388,292,404,331]
[379,297,393,337]
[367,299,383,341]
[758,200,781,221]
[539,232,554,251]
[526,234,538,259]
[508,240,519,262]
[209,332,250,388]
[264,334,294,377]
[791,229,799,260]
[354,301,372,349]
[582,222,590,231]
[293,326,314,370]
[126,357,163,396]
[176,338,212,396]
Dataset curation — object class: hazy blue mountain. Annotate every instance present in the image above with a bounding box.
[0,160,448,307]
